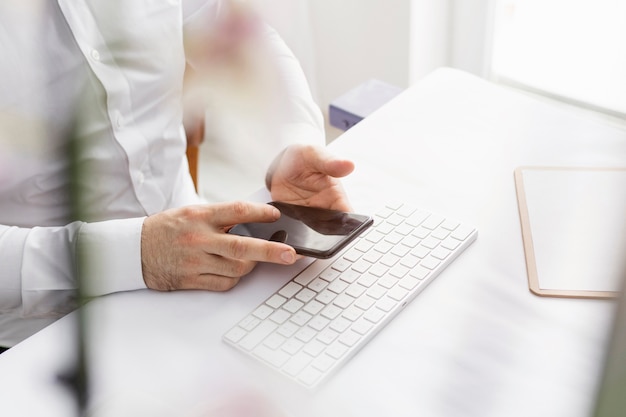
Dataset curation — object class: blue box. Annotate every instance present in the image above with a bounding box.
[329,79,403,131]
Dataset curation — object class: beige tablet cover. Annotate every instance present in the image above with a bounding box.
[514,166,626,299]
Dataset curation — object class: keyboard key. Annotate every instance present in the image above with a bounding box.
[342,306,363,322]
[308,316,330,331]
[294,289,315,304]
[279,282,303,298]
[303,300,324,315]
[239,321,278,351]
[441,236,461,250]
[321,304,342,320]
[291,311,312,326]
[387,287,409,302]
[398,276,420,291]
[328,279,349,294]
[330,316,352,333]
[298,368,323,387]
[332,258,352,272]
[339,330,361,347]
[316,289,337,305]
[263,333,286,350]
[374,241,394,254]
[452,225,475,241]
[333,294,355,309]
[391,244,411,257]
[406,211,429,227]
[400,254,420,268]
[352,318,374,335]
[396,205,416,218]
[326,342,349,359]
[380,253,400,267]
[284,353,313,376]
[303,340,326,357]
[365,230,385,243]
[354,295,377,311]
[319,267,340,282]
[308,278,329,293]
[295,327,316,343]
[410,265,431,280]
[317,328,340,345]
[431,247,451,260]
[376,207,394,218]
[376,297,398,313]
[364,308,385,324]
[354,239,374,253]
[431,227,450,240]
[376,221,395,235]
[283,298,304,313]
[441,219,460,231]
[422,215,444,230]
[254,344,289,368]
[224,326,247,343]
[312,354,335,372]
[343,248,363,263]
[421,257,441,270]
[238,315,260,331]
[357,273,377,288]
[252,305,274,320]
[282,339,304,355]
[345,283,367,298]
[266,294,287,309]
[277,321,299,338]
[269,309,291,325]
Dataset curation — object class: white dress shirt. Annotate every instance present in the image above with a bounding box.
[0,0,324,347]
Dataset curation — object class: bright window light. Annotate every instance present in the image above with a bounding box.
[490,0,626,116]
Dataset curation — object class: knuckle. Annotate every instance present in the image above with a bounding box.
[216,276,241,292]
[228,236,247,259]
[231,259,251,278]
[179,205,200,219]
[230,200,250,217]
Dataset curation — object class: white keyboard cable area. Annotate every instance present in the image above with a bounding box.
[223,203,478,389]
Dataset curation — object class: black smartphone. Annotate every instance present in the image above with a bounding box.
[228,202,373,259]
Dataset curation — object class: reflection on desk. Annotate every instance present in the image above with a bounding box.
[1,68,625,417]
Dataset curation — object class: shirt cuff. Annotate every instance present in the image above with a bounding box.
[77,217,147,298]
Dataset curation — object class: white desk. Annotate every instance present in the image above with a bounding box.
[1,68,625,417]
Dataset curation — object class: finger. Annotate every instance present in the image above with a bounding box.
[303,147,355,178]
[205,201,281,227]
[208,234,297,265]
[198,254,257,279]
[324,158,355,178]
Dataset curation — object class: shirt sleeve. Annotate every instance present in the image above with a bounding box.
[0,217,147,319]
[182,1,324,150]
[259,22,325,148]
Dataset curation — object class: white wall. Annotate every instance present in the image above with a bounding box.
[255,0,492,136]
[307,0,411,110]
[254,0,411,140]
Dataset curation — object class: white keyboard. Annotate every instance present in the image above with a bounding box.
[223,203,477,389]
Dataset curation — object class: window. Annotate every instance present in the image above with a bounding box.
[490,0,626,117]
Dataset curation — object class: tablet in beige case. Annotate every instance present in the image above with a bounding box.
[514,166,626,299]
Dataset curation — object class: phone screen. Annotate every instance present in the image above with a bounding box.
[228,202,373,258]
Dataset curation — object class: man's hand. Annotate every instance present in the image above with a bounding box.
[141,201,297,292]
[267,144,355,212]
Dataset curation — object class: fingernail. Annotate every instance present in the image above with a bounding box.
[281,250,295,264]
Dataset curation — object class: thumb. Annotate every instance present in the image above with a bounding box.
[324,157,355,178]
[309,148,354,178]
